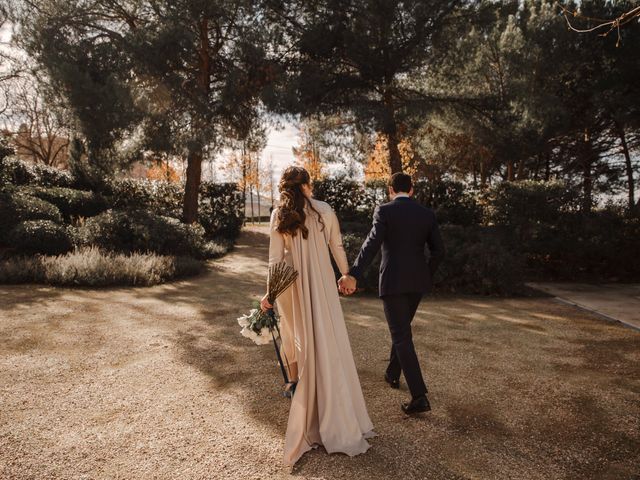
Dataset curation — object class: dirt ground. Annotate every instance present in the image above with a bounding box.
[1,226,639,480]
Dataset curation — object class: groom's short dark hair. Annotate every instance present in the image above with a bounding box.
[389,172,412,193]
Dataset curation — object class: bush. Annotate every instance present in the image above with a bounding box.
[315,177,481,226]
[199,182,244,239]
[412,178,481,226]
[524,209,640,281]
[103,178,183,217]
[436,225,525,295]
[0,188,63,242]
[313,178,371,222]
[0,246,205,286]
[0,136,14,162]
[484,180,580,230]
[79,209,215,259]
[103,179,243,240]
[7,220,74,255]
[341,226,525,296]
[0,156,74,188]
[26,186,108,221]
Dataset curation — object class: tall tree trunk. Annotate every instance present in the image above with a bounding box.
[506,160,515,181]
[615,120,635,211]
[182,147,203,223]
[182,16,211,224]
[581,129,594,214]
[382,90,403,174]
[544,151,551,181]
[480,161,488,189]
[533,153,541,180]
[250,187,254,224]
[256,154,261,222]
[516,157,526,180]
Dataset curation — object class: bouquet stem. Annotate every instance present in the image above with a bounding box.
[268,309,291,384]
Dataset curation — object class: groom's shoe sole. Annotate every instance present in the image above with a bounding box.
[384,374,400,389]
[401,397,431,415]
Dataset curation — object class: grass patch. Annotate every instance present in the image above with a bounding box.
[0,246,207,286]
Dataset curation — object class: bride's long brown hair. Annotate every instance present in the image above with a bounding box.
[276,166,324,238]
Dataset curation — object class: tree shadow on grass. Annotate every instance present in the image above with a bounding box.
[124,228,640,479]
[0,284,67,310]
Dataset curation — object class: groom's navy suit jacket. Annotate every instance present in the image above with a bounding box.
[349,196,445,297]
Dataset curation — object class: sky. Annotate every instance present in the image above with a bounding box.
[258,122,299,181]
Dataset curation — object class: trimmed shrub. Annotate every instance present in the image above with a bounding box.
[523,209,640,281]
[341,226,525,296]
[104,178,183,217]
[484,180,580,230]
[313,178,370,222]
[0,156,74,187]
[0,137,13,162]
[0,246,205,286]
[79,209,214,259]
[435,225,525,295]
[0,188,63,242]
[25,186,108,221]
[413,178,481,226]
[7,220,74,255]
[199,182,244,239]
[103,178,243,240]
[315,177,480,226]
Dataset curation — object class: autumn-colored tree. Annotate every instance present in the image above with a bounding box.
[146,161,180,182]
[260,156,276,210]
[364,133,427,182]
[292,124,324,181]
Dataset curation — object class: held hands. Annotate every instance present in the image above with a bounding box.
[338,275,357,296]
[260,293,273,313]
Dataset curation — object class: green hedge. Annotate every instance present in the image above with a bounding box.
[435,225,525,295]
[0,187,63,242]
[103,178,243,239]
[483,180,581,231]
[78,209,220,259]
[26,186,108,221]
[0,156,74,188]
[342,226,525,296]
[7,220,74,255]
[199,182,244,239]
[313,177,481,226]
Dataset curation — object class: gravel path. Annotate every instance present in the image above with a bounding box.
[1,226,639,480]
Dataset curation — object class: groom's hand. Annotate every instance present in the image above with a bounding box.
[338,275,357,295]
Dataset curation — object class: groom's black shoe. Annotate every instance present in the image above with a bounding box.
[401,395,431,415]
[384,373,400,389]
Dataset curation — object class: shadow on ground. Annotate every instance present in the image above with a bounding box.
[1,225,638,480]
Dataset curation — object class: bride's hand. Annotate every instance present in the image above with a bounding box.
[338,275,356,295]
[260,293,273,312]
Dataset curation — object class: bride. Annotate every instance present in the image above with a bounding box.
[261,166,375,467]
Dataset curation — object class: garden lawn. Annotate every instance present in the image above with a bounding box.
[1,226,638,480]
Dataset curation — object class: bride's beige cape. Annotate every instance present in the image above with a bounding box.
[268,198,376,466]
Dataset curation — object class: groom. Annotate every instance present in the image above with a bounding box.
[338,172,445,414]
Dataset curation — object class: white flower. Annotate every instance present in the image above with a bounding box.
[237,314,251,328]
[254,327,273,345]
[240,326,258,342]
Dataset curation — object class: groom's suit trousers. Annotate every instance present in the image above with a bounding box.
[382,292,428,399]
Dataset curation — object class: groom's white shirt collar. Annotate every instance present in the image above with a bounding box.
[394,193,410,199]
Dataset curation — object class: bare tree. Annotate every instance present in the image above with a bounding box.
[6,77,69,166]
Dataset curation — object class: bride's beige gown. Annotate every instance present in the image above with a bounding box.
[268,198,375,466]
